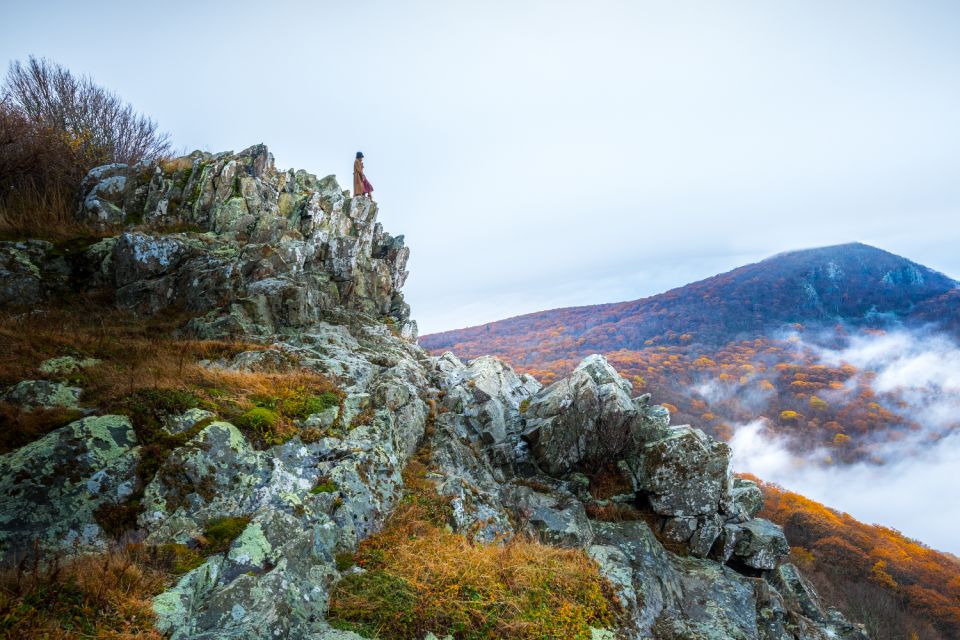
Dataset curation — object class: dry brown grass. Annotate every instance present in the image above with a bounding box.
[0,544,167,639]
[328,460,621,639]
[0,303,256,400]
[588,466,634,500]
[584,502,645,523]
[0,301,341,451]
[158,156,192,174]
[0,181,107,241]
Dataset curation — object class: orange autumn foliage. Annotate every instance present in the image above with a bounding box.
[742,474,960,637]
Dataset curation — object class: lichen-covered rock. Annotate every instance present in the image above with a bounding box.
[79,162,130,224]
[632,425,733,517]
[731,477,764,521]
[0,146,865,639]
[2,379,82,410]
[770,564,870,639]
[522,355,641,476]
[0,241,45,305]
[591,520,810,640]
[38,355,102,377]
[0,240,72,306]
[502,483,593,547]
[135,317,429,639]
[0,415,138,559]
[164,408,216,436]
[731,518,791,571]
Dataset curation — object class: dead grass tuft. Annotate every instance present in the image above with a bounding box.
[0,181,112,242]
[584,502,645,522]
[588,466,634,501]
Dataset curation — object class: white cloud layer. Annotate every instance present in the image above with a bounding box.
[731,328,960,555]
[731,422,960,554]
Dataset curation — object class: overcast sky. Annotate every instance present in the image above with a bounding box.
[3,1,958,334]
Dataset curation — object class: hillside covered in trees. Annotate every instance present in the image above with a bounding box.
[749,475,960,639]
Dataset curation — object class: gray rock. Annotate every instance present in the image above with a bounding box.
[76,145,415,334]
[0,416,138,559]
[79,162,130,225]
[503,484,593,547]
[688,514,723,559]
[0,241,45,305]
[732,518,790,570]
[632,425,732,517]
[164,408,216,436]
[2,379,82,410]
[304,405,340,430]
[522,355,641,476]
[732,477,764,521]
[0,240,74,306]
[0,145,862,640]
[592,520,799,639]
[661,516,698,543]
[38,355,102,377]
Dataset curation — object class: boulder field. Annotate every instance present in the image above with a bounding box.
[0,146,867,639]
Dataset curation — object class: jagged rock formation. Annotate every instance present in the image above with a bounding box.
[0,146,868,639]
[2,144,415,338]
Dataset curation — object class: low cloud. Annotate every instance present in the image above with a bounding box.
[730,420,960,555]
[813,329,960,431]
[728,327,960,554]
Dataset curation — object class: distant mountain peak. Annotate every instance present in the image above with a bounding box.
[422,243,959,354]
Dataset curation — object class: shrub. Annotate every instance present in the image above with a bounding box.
[335,552,355,572]
[3,56,170,167]
[110,388,199,441]
[0,56,170,240]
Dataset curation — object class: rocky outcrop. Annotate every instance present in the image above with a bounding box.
[522,355,644,476]
[427,351,864,639]
[5,145,415,337]
[0,146,867,639]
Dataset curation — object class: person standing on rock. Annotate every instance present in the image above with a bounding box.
[354,151,374,198]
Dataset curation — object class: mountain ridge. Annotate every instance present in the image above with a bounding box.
[421,242,959,357]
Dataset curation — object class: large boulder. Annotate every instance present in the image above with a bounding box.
[437,354,540,447]
[731,477,764,521]
[631,425,733,517]
[0,415,138,559]
[731,518,791,571]
[0,240,72,306]
[522,355,642,476]
[502,483,594,547]
[2,379,82,410]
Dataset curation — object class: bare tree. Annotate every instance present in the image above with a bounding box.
[3,56,170,166]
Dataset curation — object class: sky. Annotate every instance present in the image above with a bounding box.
[2,0,959,334]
